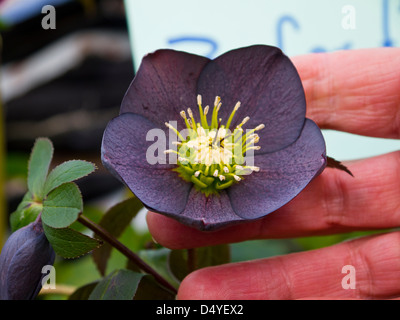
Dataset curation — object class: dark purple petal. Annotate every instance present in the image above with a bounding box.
[120,49,210,131]
[0,219,55,300]
[197,45,306,153]
[228,119,326,219]
[167,187,245,231]
[101,113,192,215]
[102,45,328,231]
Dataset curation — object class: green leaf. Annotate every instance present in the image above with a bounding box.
[43,223,102,259]
[10,202,43,232]
[42,182,83,228]
[138,248,179,288]
[43,160,96,196]
[194,244,231,269]
[92,197,144,275]
[97,197,144,232]
[27,138,53,199]
[14,191,34,211]
[89,269,145,300]
[68,281,99,300]
[168,250,188,282]
[9,191,39,231]
[133,275,175,300]
[295,230,388,251]
[169,244,231,282]
[69,206,103,232]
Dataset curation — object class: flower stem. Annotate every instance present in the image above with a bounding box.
[77,215,177,295]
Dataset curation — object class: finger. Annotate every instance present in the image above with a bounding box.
[291,48,400,138]
[147,151,400,249]
[177,231,400,300]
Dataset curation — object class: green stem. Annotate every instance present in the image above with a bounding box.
[77,215,177,295]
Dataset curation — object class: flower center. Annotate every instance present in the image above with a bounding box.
[165,95,264,195]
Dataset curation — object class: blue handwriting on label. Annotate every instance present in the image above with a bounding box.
[167,1,397,58]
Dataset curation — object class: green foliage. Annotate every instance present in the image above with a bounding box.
[10,138,97,260]
[42,183,83,229]
[10,137,238,300]
[11,138,96,233]
[169,245,230,282]
[294,230,390,251]
[43,223,102,259]
[230,239,299,262]
[27,138,53,199]
[86,269,176,300]
[88,269,145,300]
[92,197,144,275]
[10,191,40,232]
[133,275,176,300]
[68,282,99,300]
[43,160,96,196]
[137,248,180,289]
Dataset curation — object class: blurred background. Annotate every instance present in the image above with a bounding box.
[0,0,399,298]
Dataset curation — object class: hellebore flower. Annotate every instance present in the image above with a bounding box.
[101,45,326,231]
[0,217,55,300]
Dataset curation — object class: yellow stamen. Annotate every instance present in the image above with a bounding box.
[225,101,241,130]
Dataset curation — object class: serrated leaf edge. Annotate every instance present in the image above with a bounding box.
[43,160,97,196]
[27,137,54,198]
[43,223,103,259]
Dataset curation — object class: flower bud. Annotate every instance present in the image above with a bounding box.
[0,219,55,300]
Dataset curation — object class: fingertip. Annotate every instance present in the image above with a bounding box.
[146,211,259,249]
[146,211,178,249]
[146,211,204,249]
[177,268,222,300]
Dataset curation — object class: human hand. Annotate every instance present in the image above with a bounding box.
[147,48,400,300]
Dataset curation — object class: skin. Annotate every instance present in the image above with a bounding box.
[146,47,400,300]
